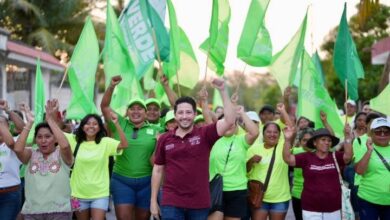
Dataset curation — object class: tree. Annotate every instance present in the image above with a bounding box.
[321,4,390,106]
[0,0,94,56]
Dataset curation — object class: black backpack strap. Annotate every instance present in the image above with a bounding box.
[70,142,81,172]
[373,148,390,172]
[263,144,277,192]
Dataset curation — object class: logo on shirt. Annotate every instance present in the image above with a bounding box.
[189,136,201,145]
[146,129,154,135]
[309,163,335,171]
[165,144,175,151]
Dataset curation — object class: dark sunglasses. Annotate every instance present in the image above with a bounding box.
[132,127,139,139]
[373,128,390,136]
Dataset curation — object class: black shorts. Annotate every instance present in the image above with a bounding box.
[216,189,248,218]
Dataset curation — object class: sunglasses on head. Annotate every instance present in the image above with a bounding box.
[373,128,390,136]
[132,127,139,139]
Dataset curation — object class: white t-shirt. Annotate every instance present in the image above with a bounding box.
[0,141,22,187]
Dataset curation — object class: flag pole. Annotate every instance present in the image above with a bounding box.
[203,46,211,91]
[55,61,71,98]
[151,28,182,97]
[344,79,348,124]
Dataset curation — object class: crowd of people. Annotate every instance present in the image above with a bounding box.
[0,75,389,220]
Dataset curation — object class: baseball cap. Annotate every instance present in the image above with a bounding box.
[246,111,260,123]
[128,98,146,110]
[145,98,161,109]
[164,110,175,124]
[346,99,356,106]
[370,117,390,130]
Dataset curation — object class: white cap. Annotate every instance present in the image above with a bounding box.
[370,117,390,130]
[246,111,260,122]
[346,99,356,106]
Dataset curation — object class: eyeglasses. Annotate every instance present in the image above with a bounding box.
[373,128,390,136]
[132,128,139,139]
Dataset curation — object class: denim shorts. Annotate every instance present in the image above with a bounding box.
[78,197,109,211]
[260,200,290,213]
[110,173,151,210]
[0,186,22,220]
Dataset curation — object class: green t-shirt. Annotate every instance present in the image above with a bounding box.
[352,134,368,186]
[291,147,306,199]
[247,141,291,203]
[357,143,390,205]
[65,133,120,199]
[209,134,250,191]
[109,114,159,178]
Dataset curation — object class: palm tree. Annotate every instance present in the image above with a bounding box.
[357,0,380,29]
[0,0,92,55]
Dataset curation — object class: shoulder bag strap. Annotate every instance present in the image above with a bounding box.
[222,138,235,174]
[373,148,390,172]
[332,151,344,186]
[70,142,81,172]
[263,144,278,192]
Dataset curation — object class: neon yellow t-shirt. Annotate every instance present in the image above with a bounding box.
[291,147,306,199]
[65,133,120,199]
[209,134,250,191]
[357,143,390,205]
[352,134,368,186]
[247,141,291,203]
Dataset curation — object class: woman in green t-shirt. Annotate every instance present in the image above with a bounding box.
[101,76,159,220]
[355,117,390,220]
[208,106,259,220]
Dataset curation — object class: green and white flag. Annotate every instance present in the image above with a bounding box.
[298,51,344,137]
[66,17,99,120]
[200,0,231,75]
[104,0,143,115]
[237,0,272,66]
[370,84,390,116]
[119,0,169,79]
[333,3,364,100]
[269,12,307,92]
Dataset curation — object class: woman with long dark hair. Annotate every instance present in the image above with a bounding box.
[66,112,128,220]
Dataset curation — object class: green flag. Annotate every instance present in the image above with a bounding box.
[333,3,365,101]
[311,50,326,86]
[155,82,170,107]
[200,0,231,75]
[27,59,45,144]
[370,84,390,116]
[34,59,45,124]
[269,12,307,92]
[298,51,344,137]
[119,0,169,79]
[237,0,272,66]
[66,17,99,120]
[104,0,143,115]
[163,27,200,89]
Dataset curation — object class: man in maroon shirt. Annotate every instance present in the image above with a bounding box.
[150,78,236,220]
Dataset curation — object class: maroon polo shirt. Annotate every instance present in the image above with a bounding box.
[295,151,345,212]
[154,123,220,209]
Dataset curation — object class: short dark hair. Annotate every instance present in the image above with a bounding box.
[298,127,315,142]
[259,105,275,115]
[174,96,196,114]
[262,122,281,135]
[75,114,107,144]
[365,112,382,125]
[34,122,52,139]
[362,100,370,106]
